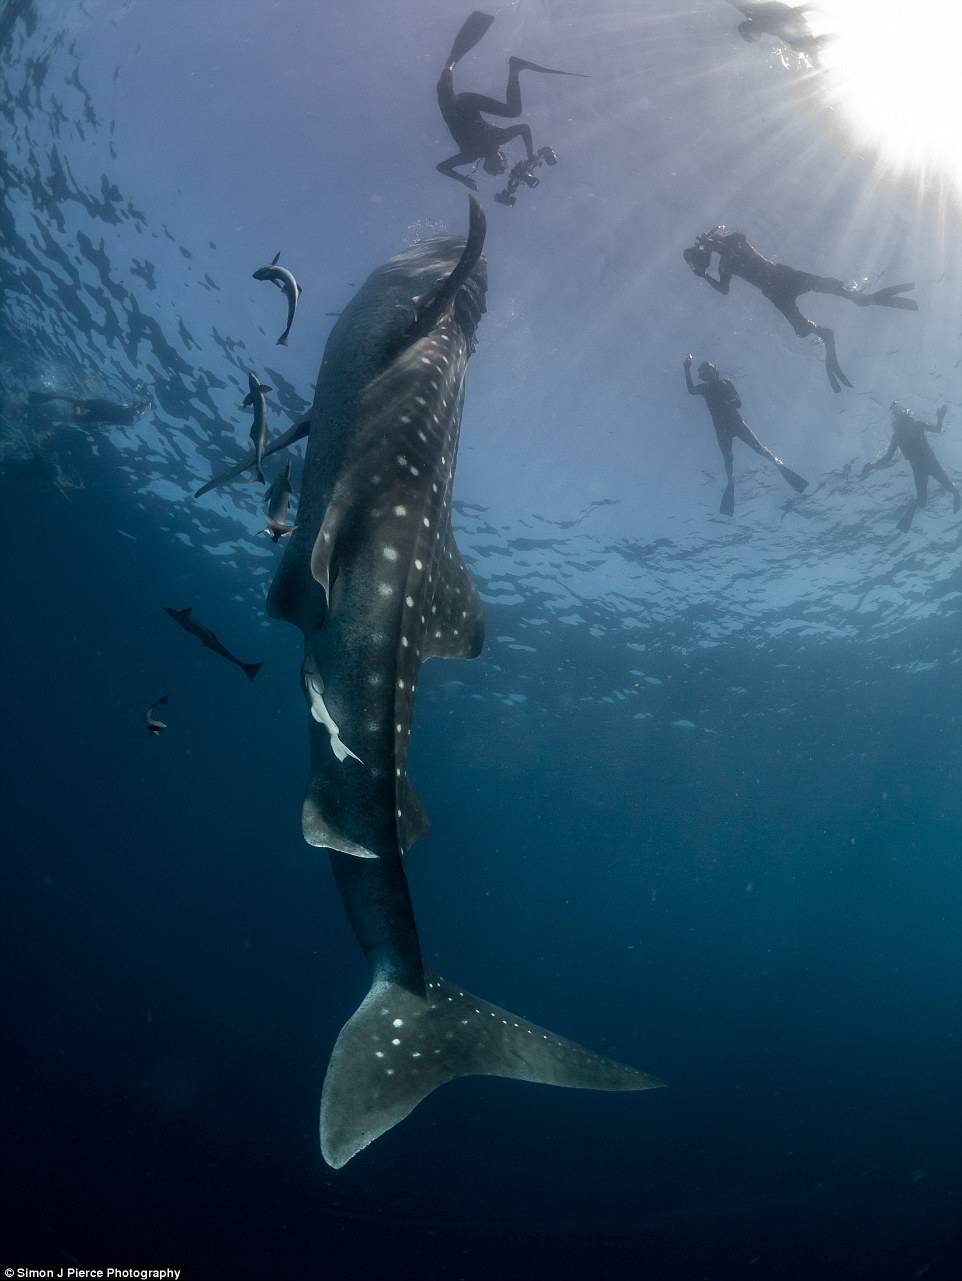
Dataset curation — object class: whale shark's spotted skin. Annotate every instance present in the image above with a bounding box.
[266,201,663,1168]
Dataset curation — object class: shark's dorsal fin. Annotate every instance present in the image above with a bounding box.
[422,529,484,661]
[271,251,281,266]
[397,197,486,350]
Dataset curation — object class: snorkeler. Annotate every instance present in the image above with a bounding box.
[436,10,586,192]
[683,228,917,392]
[28,387,152,426]
[727,1,831,64]
[862,401,959,532]
[684,355,808,516]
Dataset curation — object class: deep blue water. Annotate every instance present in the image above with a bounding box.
[2,3,961,1279]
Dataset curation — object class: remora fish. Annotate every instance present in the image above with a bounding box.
[143,693,168,734]
[242,372,273,485]
[253,251,302,346]
[259,457,297,542]
[265,198,663,1169]
[163,606,264,682]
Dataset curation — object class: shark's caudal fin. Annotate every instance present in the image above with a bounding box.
[320,970,663,1168]
[241,660,264,682]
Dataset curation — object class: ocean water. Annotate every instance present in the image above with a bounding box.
[1,3,960,1279]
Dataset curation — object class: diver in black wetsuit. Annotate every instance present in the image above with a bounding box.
[28,388,152,426]
[683,228,918,393]
[436,10,585,191]
[862,401,960,532]
[684,355,808,516]
[729,2,831,64]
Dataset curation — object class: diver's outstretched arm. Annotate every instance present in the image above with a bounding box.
[862,437,898,475]
[436,156,479,190]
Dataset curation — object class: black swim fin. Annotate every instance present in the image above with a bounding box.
[448,11,495,67]
[858,282,918,311]
[510,57,589,78]
[720,483,735,517]
[895,503,916,533]
[777,462,809,493]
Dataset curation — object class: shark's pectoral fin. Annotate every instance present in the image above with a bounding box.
[320,969,662,1168]
[194,418,310,498]
[301,789,377,859]
[422,529,484,661]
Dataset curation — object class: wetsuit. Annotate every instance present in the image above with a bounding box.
[684,229,917,392]
[436,11,583,189]
[864,405,960,530]
[685,360,808,515]
[732,1,829,62]
[29,391,145,426]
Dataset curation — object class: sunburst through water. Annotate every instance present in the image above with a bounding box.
[817,0,962,208]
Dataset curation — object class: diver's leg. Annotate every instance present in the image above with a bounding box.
[736,422,809,494]
[718,433,735,516]
[773,294,852,391]
[735,422,777,464]
[492,123,534,158]
[28,391,78,405]
[793,271,850,300]
[927,458,961,509]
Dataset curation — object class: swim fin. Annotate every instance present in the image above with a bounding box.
[858,282,918,312]
[777,462,809,493]
[510,57,589,78]
[720,483,735,517]
[448,11,495,67]
[896,503,916,533]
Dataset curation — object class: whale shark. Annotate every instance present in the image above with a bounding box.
[261,198,663,1167]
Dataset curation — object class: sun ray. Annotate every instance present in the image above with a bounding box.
[816,0,962,209]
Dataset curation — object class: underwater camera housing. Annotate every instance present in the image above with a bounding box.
[494,146,558,207]
[683,239,712,275]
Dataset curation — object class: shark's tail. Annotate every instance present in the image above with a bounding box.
[241,660,264,682]
[251,465,266,485]
[320,969,663,1168]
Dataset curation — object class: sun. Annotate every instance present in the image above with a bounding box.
[816,0,962,204]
